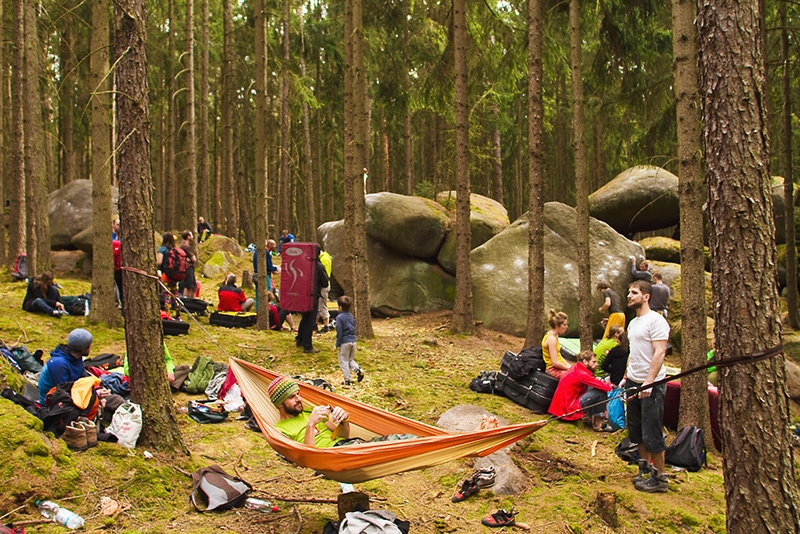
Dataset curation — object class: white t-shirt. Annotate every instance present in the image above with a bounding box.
[626,310,670,383]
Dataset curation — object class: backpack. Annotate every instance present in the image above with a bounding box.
[0,343,43,374]
[11,254,27,281]
[614,437,641,464]
[61,295,91,316]
[500,346,545,384]
[83,353,123,371]
[162,247,188,282]
[183,356,215,394]
[469,371,498,394]
[190,465,252,512]
[665,426,707,472]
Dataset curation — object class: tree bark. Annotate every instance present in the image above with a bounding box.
[569,0,591,350]
[780,2,798,329]
[450,0,474,334]
[300,12,316,241]
[672,0,710,441]
[115,0,186,453]
[221,0,237,239]
[254,0,269,330]
[696,1,800,530]
[197,0,210,225]
[59,17,76,186]
[89,0,120,328]
[184,0,197,230]
[0,0,6,267]
[525,0,545,349]
[279,0,291,234]
[8,0,25,270]
[491,102,503,206]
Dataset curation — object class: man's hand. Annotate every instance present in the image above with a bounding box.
[639,383,652,399]
[308,405,330,426]
[328,406,349,425]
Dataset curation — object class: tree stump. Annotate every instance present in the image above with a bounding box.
[592,491,618,528]
[241,270,253,289]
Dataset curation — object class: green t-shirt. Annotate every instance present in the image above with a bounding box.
[275,408,341,448]
[123,342,175,376]
[593,338,619,377]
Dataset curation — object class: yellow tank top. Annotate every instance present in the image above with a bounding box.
[541,332,566,369]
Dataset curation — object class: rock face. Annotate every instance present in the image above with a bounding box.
[319,220,455,314]
[48,180,119,250]
[472,202,644,338]
[589,166,679,236]
[198,235,244,280]
[365,192,450,259]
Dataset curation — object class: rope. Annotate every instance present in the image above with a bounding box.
[121,266,233,360]
[545,342,784,423]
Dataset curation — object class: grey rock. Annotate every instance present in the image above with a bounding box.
[202,251,238,279]
[472,202,643,338]
[365,192,450,259]
[786,360,800,401]
[48,180,119,250]
[437,404,508,432]
[589,166,679,236]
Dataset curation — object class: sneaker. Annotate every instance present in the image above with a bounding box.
[321,326,330,333]
[632,459,652,484]
[356,368,365,382]
[473,465,496,489]
[342,380,352,386]
[451,478,479,503]
[63,422,88,452]
[634,470,669,493]
[77,417,98,448]
[481,508,518,527]
[52,309,67,318]
[303,348,320,354]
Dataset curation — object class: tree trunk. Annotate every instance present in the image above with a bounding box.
[59,18,76,186]
[524,0,545,349]
[23,0,49,277]
[780,3,798,329]
[8,0,25,270]
[696,1,800,530]
[491,102,503,206]
[450,0,473,335]
[279,0,291,235]
[89,0,120,328]
[197,0,210,226]
[164,0,177,231]
[184,0,197,231]
[0,0,6,267]
[254,0,269,330]
[221,0,237,239]
[570,0,591,350]
[300,12,316,241]
[114,0,186,453]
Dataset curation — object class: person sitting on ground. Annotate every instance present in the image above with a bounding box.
[630,256,653,283]
[23,271,67,317]
[197,216,213,243]
[271,376,350,447]
[38,329,94,404]
[593,325,624,378]
[601,330,630,386]
[218,273,255,312]
[267,291,296,331]
[548,350,614,432]
[542,309,571,379]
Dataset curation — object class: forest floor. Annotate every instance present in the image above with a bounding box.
[0,262,793,533]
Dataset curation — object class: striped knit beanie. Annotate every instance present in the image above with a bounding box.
[268,376,299,407]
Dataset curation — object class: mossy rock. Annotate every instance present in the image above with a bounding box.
[640,236,681,263]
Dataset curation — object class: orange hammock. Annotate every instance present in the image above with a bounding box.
[230,358,548,483]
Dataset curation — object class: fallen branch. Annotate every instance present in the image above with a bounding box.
[293,504,303,534]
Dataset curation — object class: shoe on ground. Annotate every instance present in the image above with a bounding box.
[634,471,669,493]
[356,368,365,382]
[632,459,652,484]
[52,309,67,318]
[481,508,518,527]
[473,465,496,489]
[342,380,352,386]
[321,326,330,333]
[594,423,615,433]
[77,417,98,448]
[303,348,320,354]
[63,422,88,452]
[451,477,479,503]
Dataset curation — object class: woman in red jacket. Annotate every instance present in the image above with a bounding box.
[548,350,614,432]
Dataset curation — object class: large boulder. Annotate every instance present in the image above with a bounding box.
[319,220,455,314]
[472,202,643,338]
[48,180,119,250]
[436,192,511,274]
[589,166,679,236]
[365,192,450,259]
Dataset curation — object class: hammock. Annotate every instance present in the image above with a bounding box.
[230,358,548,483]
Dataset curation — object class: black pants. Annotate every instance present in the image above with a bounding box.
[296,300,320,350]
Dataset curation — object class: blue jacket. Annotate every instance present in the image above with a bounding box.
[38,344,86,404]
[335,311,357,348]
[252,249,277,276]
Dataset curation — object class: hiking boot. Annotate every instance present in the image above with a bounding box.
[634,470,669,493]
[78,417,98,448]
[481,508,518,527]
[63,422,88,452]
[632,459,651,484]
[342,380,352,387]
[356,368,365,382]
[473,465,496,489]
[451,477,479,503]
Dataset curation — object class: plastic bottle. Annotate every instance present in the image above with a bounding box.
[84,299,90,317]
[244,497,279,512]
[36,500,85,529]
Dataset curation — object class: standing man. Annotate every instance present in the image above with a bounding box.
[597,281,625,339]
[625,280,671,493]
[649,272,671,318]
[278,229,295,253]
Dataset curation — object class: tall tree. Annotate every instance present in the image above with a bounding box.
[780,2,798,329]
[450,0,474,334]
[490,102,503,205]
[8,0,25,272]
[115,0,186,453]
[300,11,316,241]
[524,0,545,349]
[164,0,177,231]
[343,0,373,338]
[59,8,77,186]
[0,0,6,267]
[569,0,591,350]
[221,0,237,239]
[184,0,197,230]
[89,0,119,327]
[196,0,210,224]
[696,1,800,530]
[279,0,291,234]
[23,0,49,277]
[673,0,710,440]
[254,0,269,331]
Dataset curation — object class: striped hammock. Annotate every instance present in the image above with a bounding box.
[230,357,547,483]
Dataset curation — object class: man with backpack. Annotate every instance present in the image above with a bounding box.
[625,280,670,493]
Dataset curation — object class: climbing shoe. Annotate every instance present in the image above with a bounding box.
[481,508,518,527]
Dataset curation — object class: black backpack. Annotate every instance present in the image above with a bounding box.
[614,437,641,464]
[665,426,707,472]
[469,371,498,394]
[162,247,188,281]
[10,254,27,281]
[500,346,545,383]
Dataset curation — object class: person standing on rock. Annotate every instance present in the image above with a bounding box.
[630,256,653,283]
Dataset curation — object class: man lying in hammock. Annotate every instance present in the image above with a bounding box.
[268,376,415,447]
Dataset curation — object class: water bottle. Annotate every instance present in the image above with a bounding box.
[244,497,279,512]
[36,500,85,529]
[84,299,90,317]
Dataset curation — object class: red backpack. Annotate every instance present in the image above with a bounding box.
[162,247,188,281]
